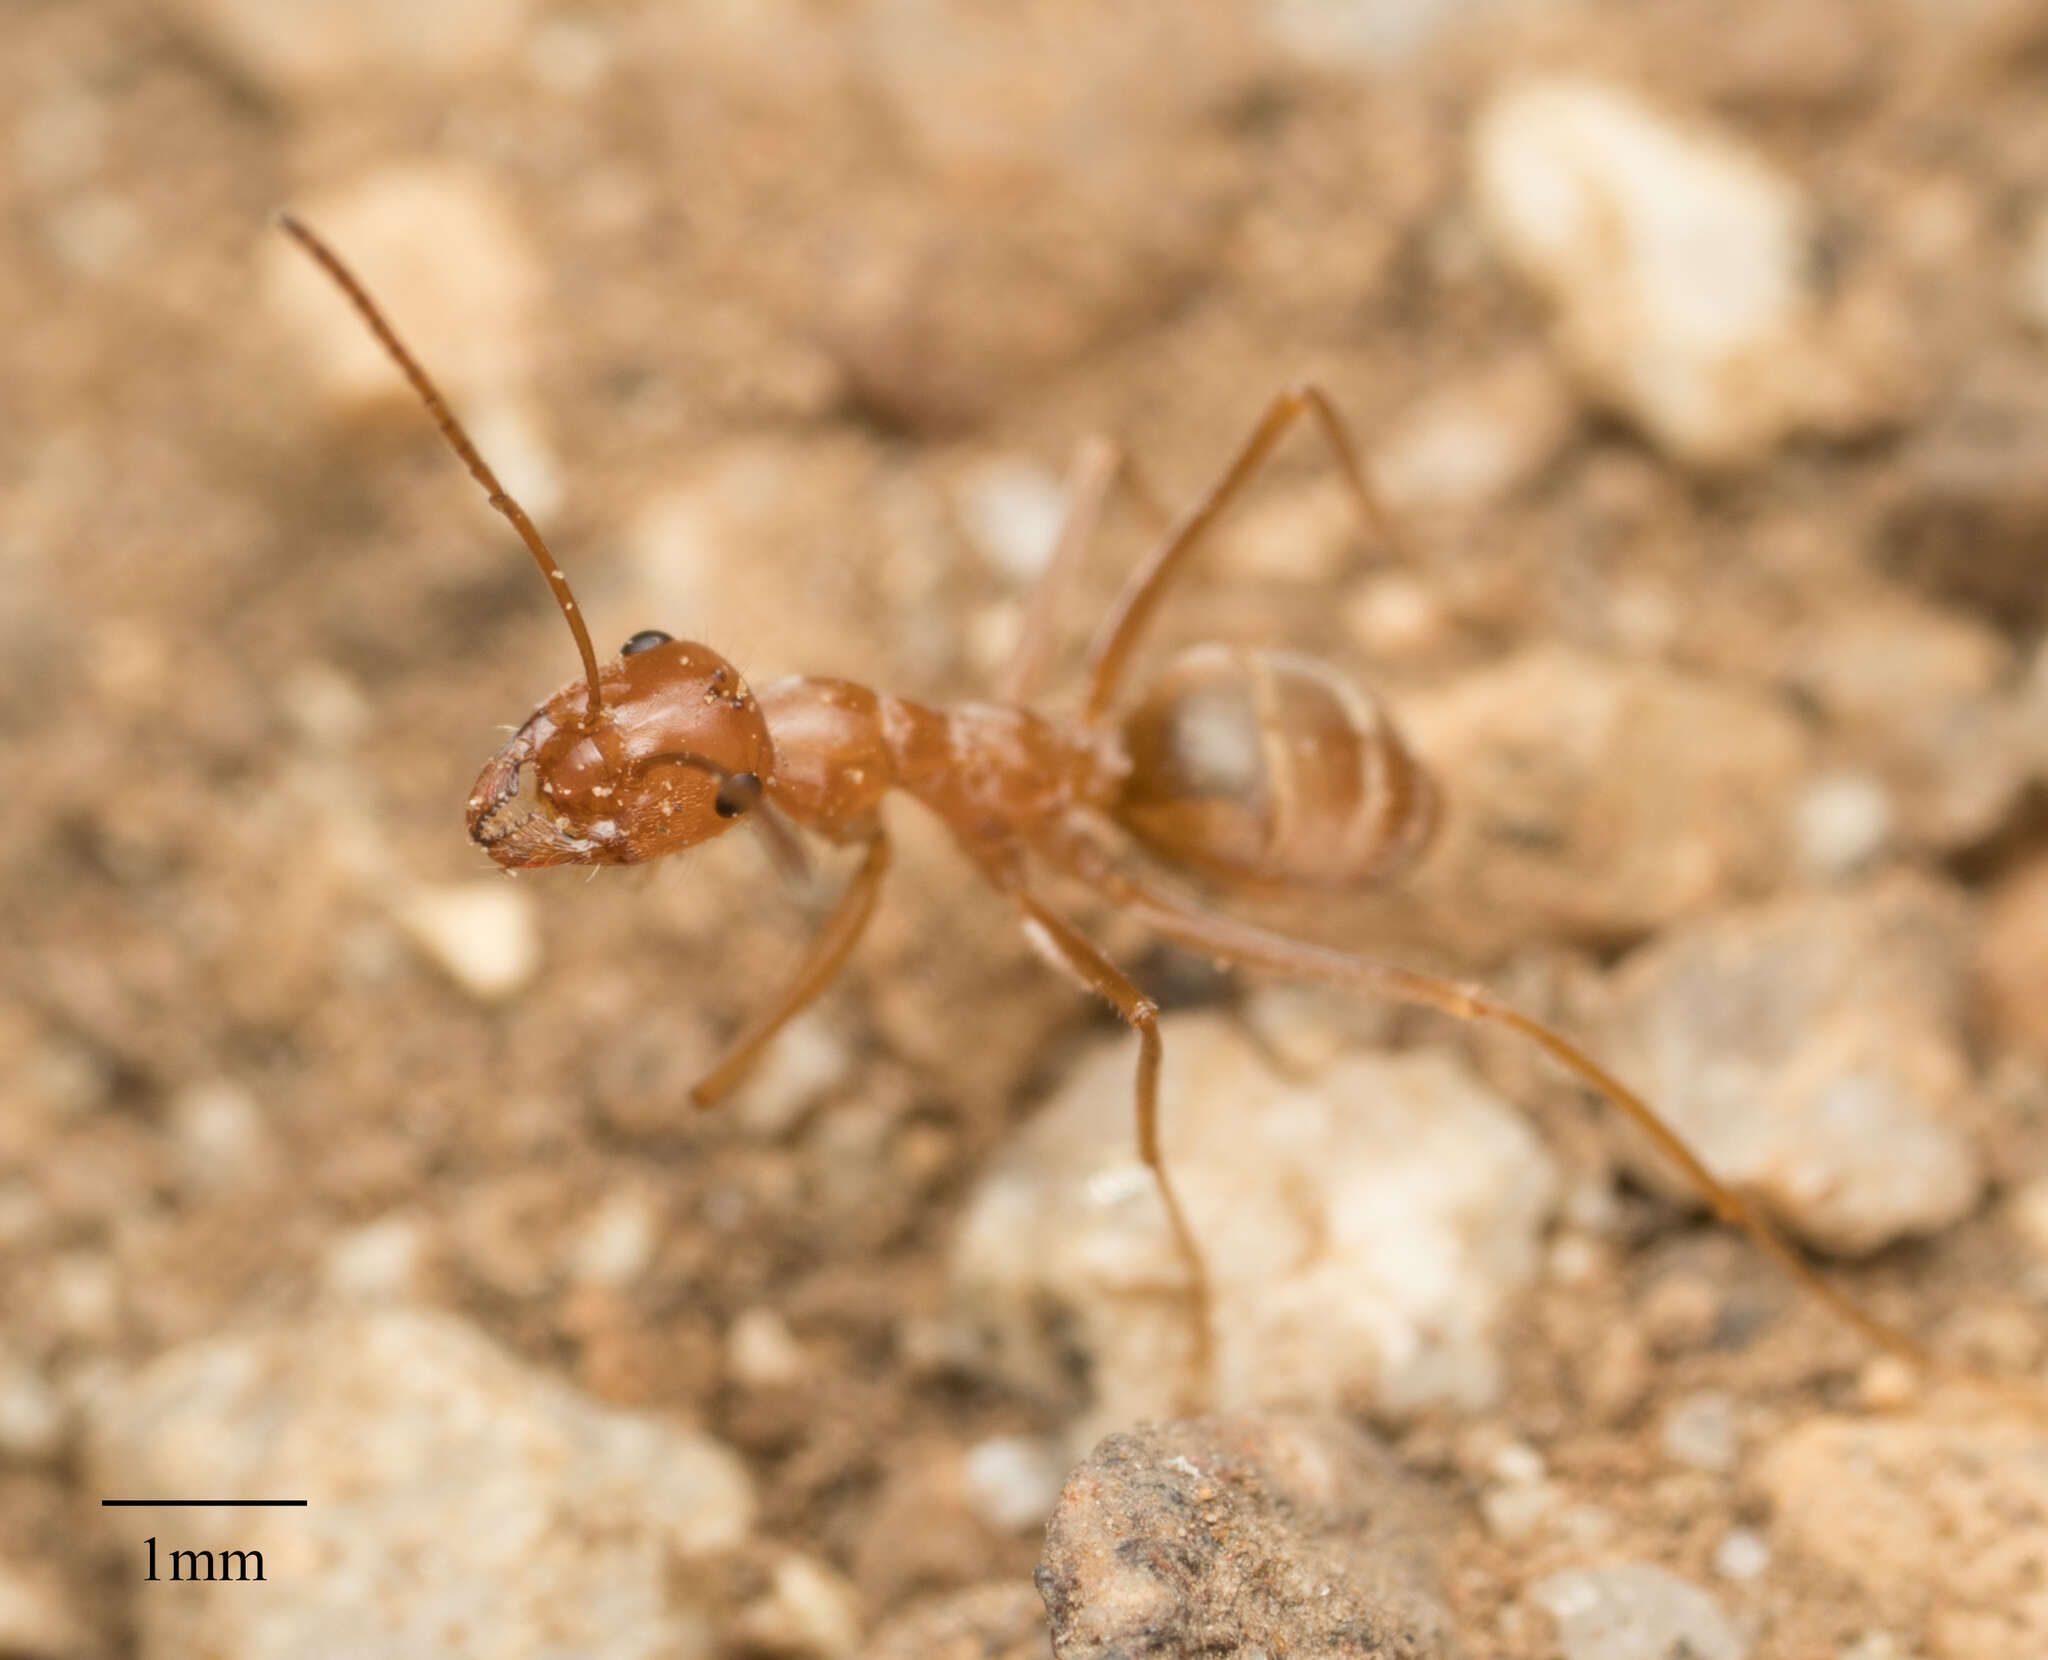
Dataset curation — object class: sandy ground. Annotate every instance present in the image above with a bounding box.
[4,2,2048,1656]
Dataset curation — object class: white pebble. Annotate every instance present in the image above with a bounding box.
[1375,353,1575,510]
[1713,1526,1772,1582]
[1481,1480,1560,1542]
[954,457,1070,583]
[168,0,539,96]
[735,1012,851,1137]
[45,1253,118,1343]
[727,1307,808,1389]
[1343,573,1443,659]
[266,165,539,415]
[1794,771,1894,877]
[732,1552,863,1660]
[1262,0,1485,67]
[1662,1391,1740,1473]
[962,1434,1069,1532]
[0,1560,85,1660]
[0,1354,62,1459]
[1473,75,1828,465]
[1491,1439,1547,1486]
[1532,1563,1746,1660]
[2007,1175,2048,1261]
[278,662,372,752]
[466,397,564,522]
[168,1078,276,1193]
[394,879,541,1002]
[2019,203,2048,334]
[568,1191,657,1287]
[950,1013,1557,1448]
[322,1215,425,1301]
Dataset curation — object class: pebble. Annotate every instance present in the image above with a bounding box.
[1374,351,1577,511]
[1261,0,1496,66]
[392,879,540,1003]
[567,1189,658,1288]
[1594,873,1983,1255]
[2021,202,2048,333]
[264,166,542,423]
[1480,1480,1561,1543]
[1712,1527,1772,1583]
[859,1583,1046,1660]
[2006,1174,2048,1261]
[169,0,539,96]
[0,1349,63,1459]
[1980,856,2048,1056]
[166,1079,276,1195]
[1882,364,2048,626]
[1399,647,1808,951]
[960,1434,1069,1533]
[1793,771,1895,878]
[84,1308,757,1660]
[1661,1391,1739,1473]
[1530,1564,1746,1660]
[726,1307,809,1390]
[1471,76,1857,466]
[953,457,1070,584]
[1038,1415,1455,1660]
[1758,1411,2048,1660]
[950,1013,1556,1447]
[733,1011,852,1138]
[1775,597,2027,853]
[0,1561,85,1660]
[320,1214,427,1302]
[1212,477,1364,586]
[728,1552,864,1660]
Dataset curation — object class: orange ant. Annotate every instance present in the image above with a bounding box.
[282,212,1978,1410]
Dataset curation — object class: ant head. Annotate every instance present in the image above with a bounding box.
[272,220,778,873]
[468,633,774,868]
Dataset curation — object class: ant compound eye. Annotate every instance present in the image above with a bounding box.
[714,772,762,819]
[620,630,674,657]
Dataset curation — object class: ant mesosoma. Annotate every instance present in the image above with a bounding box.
[283,212,1988,1412]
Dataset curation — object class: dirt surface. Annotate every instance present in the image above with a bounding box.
[4,2,2048,1657]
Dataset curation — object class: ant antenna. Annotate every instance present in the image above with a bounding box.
[277,213,607,723]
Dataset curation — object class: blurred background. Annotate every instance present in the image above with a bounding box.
[4,1,2048,1656]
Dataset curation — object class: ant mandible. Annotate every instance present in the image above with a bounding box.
[282,212,1959,1411]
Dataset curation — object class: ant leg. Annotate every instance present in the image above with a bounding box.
[1063,851,1947,1380]
[1001,439,1173,706]
[1082,383,1405,724]
[1001,438,1121,707]
[689,830,891,1108]
[1011,888,1216,1415]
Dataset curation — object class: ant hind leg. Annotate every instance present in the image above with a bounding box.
[1081,382,1408,723]
[1058,844,1959,1385]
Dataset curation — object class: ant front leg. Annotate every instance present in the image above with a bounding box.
[1008,887,1216,1415]
[1082,383,1407,723]
[689,830,891,1107]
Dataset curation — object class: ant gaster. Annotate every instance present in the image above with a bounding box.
[283,213,1982,1410]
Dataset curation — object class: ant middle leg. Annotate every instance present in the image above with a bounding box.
[690,829,892,1107]
[1081,383,1408,723]
[1008,886,1217,1414]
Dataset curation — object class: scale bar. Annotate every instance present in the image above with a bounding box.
[101,1500,307,1508]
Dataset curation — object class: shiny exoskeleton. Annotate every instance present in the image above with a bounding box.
[286,213,1991,1410]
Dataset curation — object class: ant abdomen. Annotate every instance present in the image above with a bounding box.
[1113,643,1437,888]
